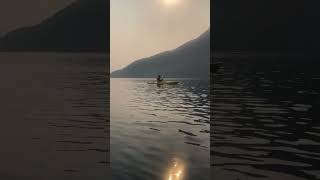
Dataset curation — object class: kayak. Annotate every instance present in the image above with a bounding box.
[147,81,179,85]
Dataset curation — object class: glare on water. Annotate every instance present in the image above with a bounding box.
[111,79,209,180]
[165,158,185,180]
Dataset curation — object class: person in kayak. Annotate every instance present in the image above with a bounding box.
[157,75,163,82]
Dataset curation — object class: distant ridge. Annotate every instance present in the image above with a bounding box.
[0,0,109,52]
[111,29,210,78]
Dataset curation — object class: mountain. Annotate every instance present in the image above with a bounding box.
[111,29,210,78]
[0,0,109,52]
[212,0,320,53]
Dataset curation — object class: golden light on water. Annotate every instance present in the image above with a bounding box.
[165,158,185,180]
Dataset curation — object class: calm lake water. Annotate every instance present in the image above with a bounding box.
[0,53,109,180]
[111,78,210,180]
[212,54,320,180]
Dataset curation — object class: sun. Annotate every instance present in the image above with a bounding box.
[163,0,181,6]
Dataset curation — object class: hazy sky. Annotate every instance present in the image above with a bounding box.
[111,0,210,71]
[0,0,75,34]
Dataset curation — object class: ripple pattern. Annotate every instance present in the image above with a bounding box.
[0,53,109,179]
[211,56,320,180]
[111,78,210,180]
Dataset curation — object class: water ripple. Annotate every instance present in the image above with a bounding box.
[212,56,320,180]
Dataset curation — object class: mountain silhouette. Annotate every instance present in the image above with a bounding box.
[0,0,109,52]
[111,29,210,78]
[212,0,320,53]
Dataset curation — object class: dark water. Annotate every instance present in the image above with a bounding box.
[111,78,210,180]
[212,54,320,180]
[0,53,109,180]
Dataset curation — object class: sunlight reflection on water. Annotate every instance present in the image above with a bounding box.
[111,78,209,180]
[165,158,185,180]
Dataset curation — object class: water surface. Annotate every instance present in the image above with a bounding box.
[111,78,210,180]
[0,53,109,180]
[212,55,320,180]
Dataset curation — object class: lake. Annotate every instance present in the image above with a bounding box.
[0,53,109,180]
[111,78,210,180]
[211,54,320,180]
